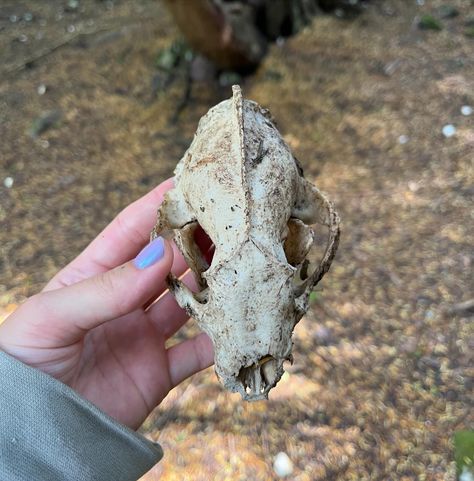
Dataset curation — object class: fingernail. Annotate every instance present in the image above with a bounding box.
[134,237,165,269]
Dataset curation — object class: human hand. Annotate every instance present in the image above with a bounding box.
[0,178,214,430]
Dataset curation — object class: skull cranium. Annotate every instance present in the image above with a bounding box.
[152,86,340,400]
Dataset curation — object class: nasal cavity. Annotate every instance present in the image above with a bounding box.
[194,223,214,265]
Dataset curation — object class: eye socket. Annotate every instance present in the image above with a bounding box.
[284,217,334,295]
[193,223,214,267]
[174,222,214,304]
[283,218,313,267]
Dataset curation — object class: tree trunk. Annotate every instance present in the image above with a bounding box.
[162,0,268,71]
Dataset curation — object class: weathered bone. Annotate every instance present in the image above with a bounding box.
[153,85,340,400]
[173,222,209,290]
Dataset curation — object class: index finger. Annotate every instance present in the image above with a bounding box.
[45,178,175,291]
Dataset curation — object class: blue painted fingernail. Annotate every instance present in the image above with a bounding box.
[134,237,165,269]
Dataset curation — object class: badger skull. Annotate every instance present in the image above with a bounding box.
[152,86,340,401]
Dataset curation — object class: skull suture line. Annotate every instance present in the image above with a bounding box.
[152,86,340,401]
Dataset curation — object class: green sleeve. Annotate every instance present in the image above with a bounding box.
[0,351,163,481]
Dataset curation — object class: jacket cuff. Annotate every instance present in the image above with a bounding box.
[0,350,162,481]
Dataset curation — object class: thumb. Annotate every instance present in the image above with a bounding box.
[4,237,173,347]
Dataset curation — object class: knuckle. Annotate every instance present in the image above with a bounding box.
[93,271,130,316]
[115,210,147,245]
[20,293,57,334]
[28,293,50,321]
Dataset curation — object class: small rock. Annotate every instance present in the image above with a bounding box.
[461,105,472,116]
[314,326,334,346]
[37,84,47,95]
[9,15,18,23]
[67,24,76,33]
[3,177,14,189]
[442,124,456,138]
[24,12,33,22]
[19,34,28,43]
[273,452,293,478]
[424,309,434,319]
[398,134,409,144]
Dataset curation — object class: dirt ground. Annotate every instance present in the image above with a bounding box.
[0,1,472,480]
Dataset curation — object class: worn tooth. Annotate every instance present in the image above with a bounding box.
[261,358,278,387]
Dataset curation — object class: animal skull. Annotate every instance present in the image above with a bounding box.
[152,86,340,401]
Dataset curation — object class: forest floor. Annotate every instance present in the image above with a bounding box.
[0,1,473,480]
